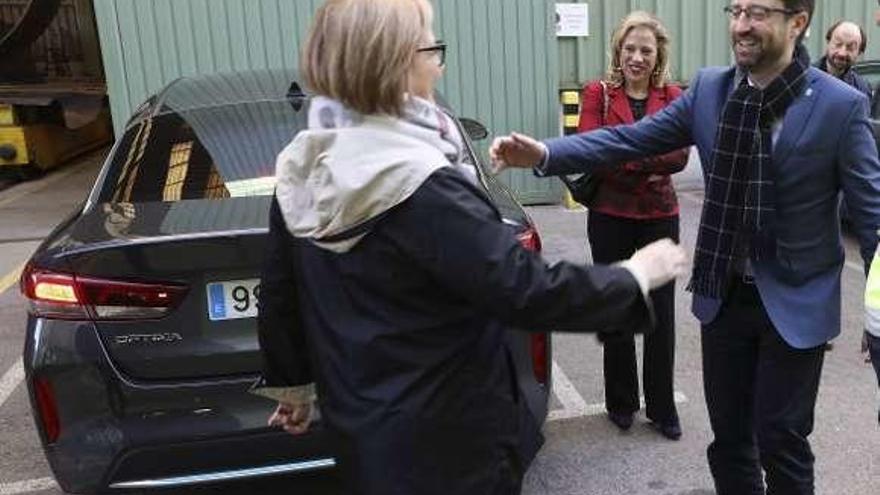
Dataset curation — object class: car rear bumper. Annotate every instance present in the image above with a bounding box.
[23,317,334,494]
[104,430,335,491]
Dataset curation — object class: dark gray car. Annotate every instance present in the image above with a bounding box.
[19,69,551,494]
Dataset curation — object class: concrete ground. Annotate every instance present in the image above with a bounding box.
[0,150,877,494]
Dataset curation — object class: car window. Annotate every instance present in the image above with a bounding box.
[97,100,306,204]
[96,96,527,230]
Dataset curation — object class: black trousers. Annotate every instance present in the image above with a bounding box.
[702,279,825,495]
[587,210,679,423]
[867,332,880,422]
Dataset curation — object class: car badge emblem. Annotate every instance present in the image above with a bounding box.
[113,333,184,345]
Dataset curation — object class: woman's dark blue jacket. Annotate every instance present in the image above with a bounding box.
[257,167,651,494]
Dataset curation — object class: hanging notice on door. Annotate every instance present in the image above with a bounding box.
[555,3,589,37]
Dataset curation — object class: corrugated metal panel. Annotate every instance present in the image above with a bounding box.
[94,0,563,204]
[559,0,880,88]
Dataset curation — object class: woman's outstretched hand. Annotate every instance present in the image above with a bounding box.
[269,401,312,435]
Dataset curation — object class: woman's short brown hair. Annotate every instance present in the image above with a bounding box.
[302,0,432,116]
[605,11,671,89]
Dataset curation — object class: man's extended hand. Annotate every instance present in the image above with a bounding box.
[862,331,873,364]
[489,132,547,173]
[268,401,312,435]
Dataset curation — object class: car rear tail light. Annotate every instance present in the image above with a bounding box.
[516,225,548,385]
[517,225,542,253]
[21,265,188,320]
[529,334,549,385]
[33,377,60,443]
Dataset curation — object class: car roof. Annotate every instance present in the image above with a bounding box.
[128,69,303,125]
[127,68,451,128]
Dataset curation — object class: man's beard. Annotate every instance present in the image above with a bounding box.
[828,56,854,74]
[733,37,786,73]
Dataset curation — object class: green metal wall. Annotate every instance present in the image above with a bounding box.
[559,0,880,88]
[92,0,563,204]
[93,0,880,204]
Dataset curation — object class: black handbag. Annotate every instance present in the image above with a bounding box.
[561,81,609,207]
[560,172,602,206]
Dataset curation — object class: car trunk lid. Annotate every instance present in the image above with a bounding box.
[45,197,272,380]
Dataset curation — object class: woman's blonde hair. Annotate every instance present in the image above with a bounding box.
[605,11,671,89]
[302,0,433,116]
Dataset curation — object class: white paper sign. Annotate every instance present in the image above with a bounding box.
[556,3,589,37]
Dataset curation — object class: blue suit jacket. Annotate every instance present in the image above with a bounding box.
[542,66,880,348]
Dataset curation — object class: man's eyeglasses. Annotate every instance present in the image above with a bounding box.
[723,5,799,22]
[417,41,447,66]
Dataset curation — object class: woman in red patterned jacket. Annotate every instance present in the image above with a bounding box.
[578,10,690,440]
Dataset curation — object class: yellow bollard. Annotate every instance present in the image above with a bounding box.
[560,90,583,211]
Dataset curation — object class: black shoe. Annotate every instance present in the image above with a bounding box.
[650,419,682,441]
[607,411,634,431]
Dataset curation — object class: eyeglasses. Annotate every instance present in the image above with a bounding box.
[723,5,799,22]
[417,41,447,66]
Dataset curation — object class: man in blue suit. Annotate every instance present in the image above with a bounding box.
[491,1,880,493]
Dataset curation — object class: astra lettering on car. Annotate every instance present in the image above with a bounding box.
[113,333,184,345]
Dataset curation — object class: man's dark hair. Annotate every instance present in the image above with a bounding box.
[782,0,814,17]
[783,0,814,30]
[825,20,868,54]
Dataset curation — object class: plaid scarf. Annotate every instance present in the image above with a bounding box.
[688,44,810,298]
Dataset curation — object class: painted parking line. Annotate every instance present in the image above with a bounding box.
[0,361,57,495]
[0,477,57,495]
[548,360,688,422]
[548,391,689,422]
[0,359,24,411]
[0,263,24,295]
[0,264,27,410]
[547,360,587,420]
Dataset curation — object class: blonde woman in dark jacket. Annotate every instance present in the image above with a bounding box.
[256,1,686,493]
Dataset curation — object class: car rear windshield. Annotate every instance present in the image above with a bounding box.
[96,100,306,203]
[94,98,526,225]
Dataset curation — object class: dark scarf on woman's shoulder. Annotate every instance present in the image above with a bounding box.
[688,43,810,298]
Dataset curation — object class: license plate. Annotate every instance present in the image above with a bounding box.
[206,279,260,321]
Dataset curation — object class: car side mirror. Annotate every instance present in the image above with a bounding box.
[459,117,488,141]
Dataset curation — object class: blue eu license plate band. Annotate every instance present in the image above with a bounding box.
[208,283,226,320]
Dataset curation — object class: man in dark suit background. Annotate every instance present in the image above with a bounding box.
[814,20,872,100]
[490,1,880,493]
